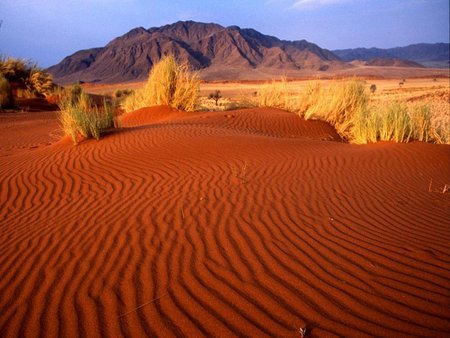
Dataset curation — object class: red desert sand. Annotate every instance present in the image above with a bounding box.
[1,106,449,337]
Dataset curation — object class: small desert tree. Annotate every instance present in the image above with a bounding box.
[70,83,83,102]
[370,84,377,94]
[209,90,222,106]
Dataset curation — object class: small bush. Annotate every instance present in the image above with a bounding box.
[59,92,113,144]
[123,55,200,113]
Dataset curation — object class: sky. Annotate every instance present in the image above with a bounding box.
[1,0,449,67]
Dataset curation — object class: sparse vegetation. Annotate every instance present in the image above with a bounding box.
[409,105,432,143]
[59,91,113,144]
[370,84,377,94]
[303,80,368,140]
[254,77,448,144]
[0,56,54,99]
[123,55,200,112]
[209,90,222,106]
[256,77,290,109]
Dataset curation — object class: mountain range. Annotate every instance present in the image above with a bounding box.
[333,43,449,68]
[48,21,449,84]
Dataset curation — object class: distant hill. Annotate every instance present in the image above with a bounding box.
[333,43,449,68]
[48,21,347,83]
[365,58,425,68]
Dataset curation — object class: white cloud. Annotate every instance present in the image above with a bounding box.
[291,0,350,10]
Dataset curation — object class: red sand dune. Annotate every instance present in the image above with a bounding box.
[1,107,449,337]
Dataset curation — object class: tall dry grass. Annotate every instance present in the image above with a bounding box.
[256,78,448,144]
[256,77,289,109]
[59,92,113,144]
[348,101,449,144]
[303,80,368,140]
[0,74,12,108]
[123,55,200,112]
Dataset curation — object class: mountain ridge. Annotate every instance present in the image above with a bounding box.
[48,21,447,84]
[48,21,346,83]
[333,43,449,68]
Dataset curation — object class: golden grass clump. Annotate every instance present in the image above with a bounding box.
[350,101,450,144]
[409,105,431,143]
[251,77,448,145]
[304,80,368,140]
[59,92,113,144]
[256,77,289,109]
[0,56,54,98]
[0,74,12,108]
[352,108,379,144]
[123,55,200,112]
[376,103,412,143]
[121,89,150,113]
[428,100,450,144]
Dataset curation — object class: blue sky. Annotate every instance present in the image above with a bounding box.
[1,0,448,67]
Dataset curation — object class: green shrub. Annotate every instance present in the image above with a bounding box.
[59,92,113,144]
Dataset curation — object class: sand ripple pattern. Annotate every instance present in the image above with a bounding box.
[1,107,449,337]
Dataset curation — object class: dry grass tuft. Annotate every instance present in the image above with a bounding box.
[59,92,113,144]
[256,77,290,109]
[255,78,448,145]
[303,80,368,140]
[123,55,200,112]
[0,74,12,108]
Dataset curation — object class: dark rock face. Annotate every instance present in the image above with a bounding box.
[48,21,345,83]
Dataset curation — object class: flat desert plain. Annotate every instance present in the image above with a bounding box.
[1,92,450,336]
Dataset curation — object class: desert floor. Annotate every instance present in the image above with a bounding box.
[1,105,449,337]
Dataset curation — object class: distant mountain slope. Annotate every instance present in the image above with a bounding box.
[365,58,425,68]
[48,21,347,83]
[333,43,449,68]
